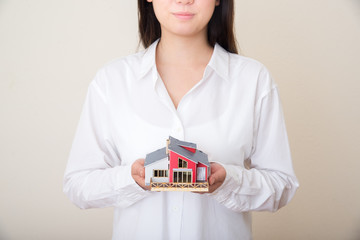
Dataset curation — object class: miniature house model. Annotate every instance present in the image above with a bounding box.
[144,136,210,192]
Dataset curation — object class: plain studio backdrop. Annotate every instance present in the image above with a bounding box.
[1,0,359,239]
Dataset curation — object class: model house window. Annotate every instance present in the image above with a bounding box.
[178,158,188,168]
[186,172,192,183]
[153,169,168,178]
[174,171,192,183]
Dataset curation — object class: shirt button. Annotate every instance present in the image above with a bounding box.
[176,127,182,133]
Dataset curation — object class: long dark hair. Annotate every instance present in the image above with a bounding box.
[138,0,238,54]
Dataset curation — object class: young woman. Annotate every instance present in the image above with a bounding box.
[64,0,299,239]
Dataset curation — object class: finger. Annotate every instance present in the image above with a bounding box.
[209,175,216,185]
[208,182,221,193]
[133,175,147,189]
[209,168,222,185]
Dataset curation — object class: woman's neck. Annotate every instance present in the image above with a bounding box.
[154,33,215,109]
[156,34,213,68]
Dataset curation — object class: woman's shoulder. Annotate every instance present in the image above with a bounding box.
[217,46,276,94]
[89,49,151,92]
[100,49,148,74]
[94,47,152,80]
[229,52,268,74]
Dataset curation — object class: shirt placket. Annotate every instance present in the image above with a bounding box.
[153,74,186,240]
[154,74,186,140]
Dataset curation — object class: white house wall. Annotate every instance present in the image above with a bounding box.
[145,157,169,186]
[196,167,206,181]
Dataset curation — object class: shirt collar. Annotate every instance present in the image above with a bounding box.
[207,43,230,82]
[138,39,159,84]
[137,39,230,83]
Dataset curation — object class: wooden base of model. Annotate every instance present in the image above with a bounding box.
[150,181,209,192]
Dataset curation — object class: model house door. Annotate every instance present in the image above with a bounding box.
[173,171,192,183]
[197,167,206,181]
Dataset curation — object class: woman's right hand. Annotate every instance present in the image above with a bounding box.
[131,158,151,191]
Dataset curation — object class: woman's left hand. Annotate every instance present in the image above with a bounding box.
[208,162,226,193]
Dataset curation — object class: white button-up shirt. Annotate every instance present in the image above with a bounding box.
[64,40,299,240]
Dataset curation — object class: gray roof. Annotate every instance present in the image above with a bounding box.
[144,136,210,167]
[168,138,210,167]
[169,136,196,149]
[144,147,167,166]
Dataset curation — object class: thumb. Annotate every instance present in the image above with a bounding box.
[139,169,144,178]
[209,175,216,185]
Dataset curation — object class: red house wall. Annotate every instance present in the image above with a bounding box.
[169,150,197,183]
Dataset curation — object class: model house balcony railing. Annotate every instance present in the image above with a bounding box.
[150,181,209,192]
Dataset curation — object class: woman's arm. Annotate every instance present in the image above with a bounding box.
[208,86,299,212]
[63,75,150,209]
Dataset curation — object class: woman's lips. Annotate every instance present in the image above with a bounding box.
[173,12,195,20]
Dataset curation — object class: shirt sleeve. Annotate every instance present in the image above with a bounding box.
[63,72,150,209]
[209,79,299,213]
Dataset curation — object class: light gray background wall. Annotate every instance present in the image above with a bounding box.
[1,0,359,239]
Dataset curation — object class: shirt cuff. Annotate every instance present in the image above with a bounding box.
[208,162,243,205]
[114,164,151,208]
